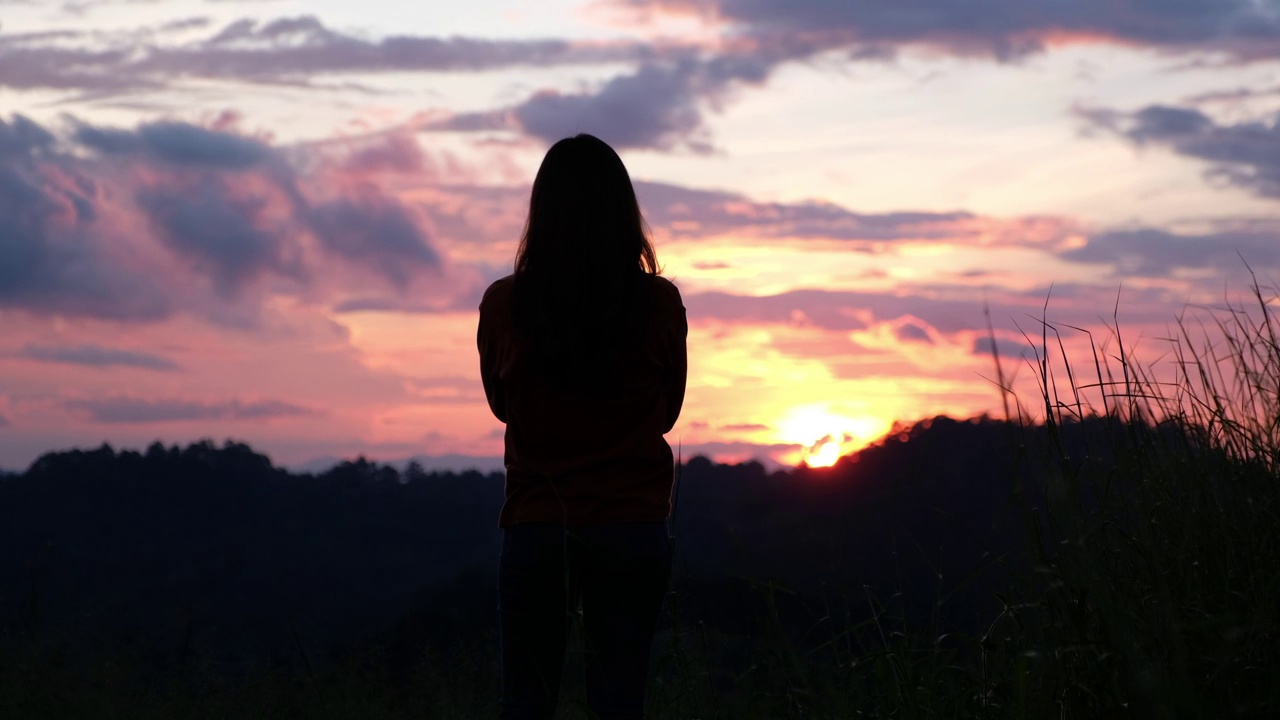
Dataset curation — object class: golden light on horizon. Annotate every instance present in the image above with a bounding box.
[805,438,842,468]
[777,405,892,468]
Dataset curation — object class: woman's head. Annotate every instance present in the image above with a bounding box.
[512,135,661,390]
[515,134,657,278]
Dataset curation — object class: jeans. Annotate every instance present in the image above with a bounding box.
[498,522,672,720]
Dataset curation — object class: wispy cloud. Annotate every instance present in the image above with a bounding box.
[636,181,1076,247]
[686,282,1199,341]
[0,15,650,95]
[719,423,770,431]
[14,343,180,371]
[680,440,804,466]
[971,336,1039,360]
[65,396,315,423]
[9,2,1274,153]
[1060,226,1280,277]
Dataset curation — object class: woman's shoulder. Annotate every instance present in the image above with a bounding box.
[650,274,684,307]
[480,274,516,308]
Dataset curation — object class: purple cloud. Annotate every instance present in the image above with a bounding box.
[136,176,302,296]
[0,41,146,93]
[434,51,781,151]
[542,0,1280,148]
[65,397,315,423]
[0,114,444,320]
[514,63,708,150]
[635,171,1277,282]
[9,4,1280,155]
[1088,104,1280,200]
[74,118,441,289]
[687,282,1194,338]
[149,15,634,77]
[633,181,1068,246]
[305,192,439,289]
[628,0,1280,60]
[0,116,171,321]
[461,0,1280,154]
[0,15,648,95]
[1060,226,1280,276]
[0,114,56,158]
[14,343,180,371]
[74,120,274,169]
[685,287,1031,334]
[512,55,771,150]
[972,336,1039,360]
[894,321,933,344]
[329,295,464,314]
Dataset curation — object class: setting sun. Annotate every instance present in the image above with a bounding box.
[805,439,843,468]
[777,405,892,468]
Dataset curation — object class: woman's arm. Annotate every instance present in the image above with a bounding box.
[477,285,508,424]
[663,282,688,434]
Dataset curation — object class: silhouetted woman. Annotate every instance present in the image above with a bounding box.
[477,134,687,720]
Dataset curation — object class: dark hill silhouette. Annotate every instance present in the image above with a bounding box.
[0,415,1186,674]
[1,441,504,668]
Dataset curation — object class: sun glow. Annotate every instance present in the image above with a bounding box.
[806,438,843,468]
[777,405,891,468]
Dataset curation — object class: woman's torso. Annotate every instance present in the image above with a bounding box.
[478,273,687,527]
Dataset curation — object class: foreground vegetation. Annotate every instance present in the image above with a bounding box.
[2,280,1278,719]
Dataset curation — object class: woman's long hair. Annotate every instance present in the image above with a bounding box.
[513,134,660,392]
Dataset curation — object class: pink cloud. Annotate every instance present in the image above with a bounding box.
[0,114,447,324]
[719,422,770,432]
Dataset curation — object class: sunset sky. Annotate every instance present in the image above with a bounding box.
[2,0,1279,471]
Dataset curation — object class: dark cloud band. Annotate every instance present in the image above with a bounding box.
[64,397,315,423]
[13,343,180,371]
[1086,104,1280,200]
[0,15,650,95]
[627,0,1280,59]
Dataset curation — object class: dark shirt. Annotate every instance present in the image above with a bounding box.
[477,274,687,528]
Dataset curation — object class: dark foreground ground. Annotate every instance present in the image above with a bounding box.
[2,412,1277,718]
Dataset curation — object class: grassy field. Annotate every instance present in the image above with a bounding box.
[3,280,1277,719]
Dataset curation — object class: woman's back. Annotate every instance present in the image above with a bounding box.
[477,270,686,527]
